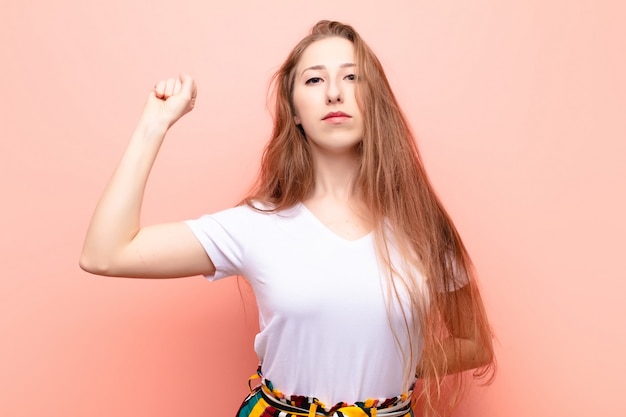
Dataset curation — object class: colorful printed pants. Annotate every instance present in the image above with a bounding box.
[236,368,414,417]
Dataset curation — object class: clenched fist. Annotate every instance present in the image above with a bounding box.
[141,73,197,129]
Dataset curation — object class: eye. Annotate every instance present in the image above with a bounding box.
[305,77,323,85]
[345,74,357,81]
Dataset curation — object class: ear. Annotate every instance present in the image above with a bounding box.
[294,115,301,125]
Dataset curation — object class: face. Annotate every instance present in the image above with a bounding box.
[292,37,364,155]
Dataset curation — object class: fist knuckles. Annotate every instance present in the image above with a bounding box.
[154,78,183,100]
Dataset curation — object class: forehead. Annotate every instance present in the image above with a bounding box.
[296,37,355,71]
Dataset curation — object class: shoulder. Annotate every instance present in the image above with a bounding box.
[191,201,301,226]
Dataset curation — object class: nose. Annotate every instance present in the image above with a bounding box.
[326,80,343,104]
[326,93,342,104]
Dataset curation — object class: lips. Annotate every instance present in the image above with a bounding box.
[322,111,350,120]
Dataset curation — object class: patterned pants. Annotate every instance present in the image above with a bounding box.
[236,368,414,417]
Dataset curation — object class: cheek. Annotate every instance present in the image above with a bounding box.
[292,92,308,125]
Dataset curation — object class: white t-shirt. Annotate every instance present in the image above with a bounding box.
[185,202,423,406]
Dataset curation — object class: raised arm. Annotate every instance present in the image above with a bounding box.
[79,74,215,278]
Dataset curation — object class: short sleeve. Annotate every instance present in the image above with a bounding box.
[184,206,251,281]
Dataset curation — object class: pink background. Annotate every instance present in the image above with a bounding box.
[1,1,625,416]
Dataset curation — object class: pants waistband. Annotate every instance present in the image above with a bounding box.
[259,383,413,417]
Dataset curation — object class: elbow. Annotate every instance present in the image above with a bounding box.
[79,256,103,275]
[473,346,494,369]
[469,334,495,368]
[455,336,495,373]
[467,338,496,376]
[79,251,115,276]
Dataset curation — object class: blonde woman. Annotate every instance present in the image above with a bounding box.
[81,20,495,417]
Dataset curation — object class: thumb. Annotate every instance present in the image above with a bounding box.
[179,73,197,100]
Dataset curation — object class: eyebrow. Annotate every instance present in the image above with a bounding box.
[300,63,356,77]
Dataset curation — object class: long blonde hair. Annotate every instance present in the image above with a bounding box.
[245,20,495,416]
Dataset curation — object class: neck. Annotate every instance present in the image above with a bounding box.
[308,146,360,201]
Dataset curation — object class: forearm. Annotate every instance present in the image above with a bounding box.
[80,118,168,273]
[419,337,492,376]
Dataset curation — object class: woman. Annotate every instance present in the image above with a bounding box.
[81,20,494,417]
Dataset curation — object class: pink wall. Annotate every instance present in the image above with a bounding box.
[1,1,624,416]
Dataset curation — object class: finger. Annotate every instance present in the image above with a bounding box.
[154,80,167,99]
[165,79,177,97]
[173,79,182,95]
[179,73,198,109]
[179,73,197,103]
